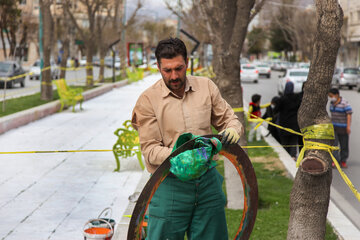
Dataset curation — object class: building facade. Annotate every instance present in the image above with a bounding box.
[338,0,360,67]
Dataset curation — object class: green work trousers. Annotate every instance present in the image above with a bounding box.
[147,167,228,240]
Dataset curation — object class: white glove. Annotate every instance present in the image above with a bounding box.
[219,128,240,145]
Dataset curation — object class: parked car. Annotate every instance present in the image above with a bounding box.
[240,57,250,64]
[332,67,359,90]
[104,56,121,69]
[278,68,309,95]
[241,64,259,83]
[256,63,271,78]
[0,61,26,88]
[79,57,87,66]
[29,59,60,80]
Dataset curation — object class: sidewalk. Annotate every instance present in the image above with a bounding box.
[0,74,160,239]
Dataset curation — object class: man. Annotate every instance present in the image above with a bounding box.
[328,88,352,168]
[131,38,243,239]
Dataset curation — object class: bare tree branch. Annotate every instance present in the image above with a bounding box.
[249,0,267,22]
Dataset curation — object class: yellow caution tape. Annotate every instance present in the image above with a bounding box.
[0,149,137,154]
[233,107,244,113]
[243,112,360,202]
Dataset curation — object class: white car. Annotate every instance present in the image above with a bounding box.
[256,63,271,78]
[29,60,60,80]
[241,64,259,83]
[278,68,309,95]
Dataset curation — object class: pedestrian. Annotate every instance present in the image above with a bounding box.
[262,96,281,143]
[131,37,243,239]
[328,88,352,168]
[274,81,301,158]
[248,94,267,142]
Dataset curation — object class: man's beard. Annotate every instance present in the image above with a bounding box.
[166,77,185,91]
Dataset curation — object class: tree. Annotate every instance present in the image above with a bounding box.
[269,23,292,55]
[96,0,142,82]
[288,0,343,239]
[62,0,106,86]
[196,0,266,145]
[39,0,54,100]
[141,20,176,67]
[165,0,212,68]
[0,0,21,59]
[247,27,266,59]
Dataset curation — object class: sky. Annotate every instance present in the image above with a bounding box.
[127,0,174,21]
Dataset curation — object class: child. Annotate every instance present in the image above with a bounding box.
[248,94,269,142]
[328,88,352,168]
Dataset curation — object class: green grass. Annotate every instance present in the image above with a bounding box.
[0,86,91,117]
[217,139,338,240]
[103,73,125,83]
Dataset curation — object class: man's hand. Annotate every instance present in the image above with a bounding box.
[219,128,240,145]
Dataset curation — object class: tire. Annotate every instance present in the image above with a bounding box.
[267,74,270,79]
[254,79,258,83]
[349,86,353,90]
[20,79,25,87]
[6,80,13,89]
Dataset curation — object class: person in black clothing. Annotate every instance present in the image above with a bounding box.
[274,81,301,158]
[262,96,281,143]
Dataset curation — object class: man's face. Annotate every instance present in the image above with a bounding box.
[328,93,339,102]
[158,55,188,93]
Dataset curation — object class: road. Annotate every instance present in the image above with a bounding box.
[0,67,118,100]
[242,71,360,230]
[0,74,159,239]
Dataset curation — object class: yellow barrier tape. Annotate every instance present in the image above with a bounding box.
[0,145,303,155]
[296,140,360,202]
[302,124,335,140]
[233,107,244,113]
[241,111,360,202]
[0,149,137,154]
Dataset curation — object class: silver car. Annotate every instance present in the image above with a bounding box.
[256,63,271,78]
[241,64,259,83]
[332,68,359,90]
[278,68,309,95]
[29,60,60,80]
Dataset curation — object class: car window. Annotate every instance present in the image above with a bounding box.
[344,68,359,74]
[289,71,308,77]
[243,66,255,69]
[257,65,268,67]
[34,61,40,67]
[0,62,11,72]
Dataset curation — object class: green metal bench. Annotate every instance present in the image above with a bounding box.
[53,79,84,112]
[113,120,144,172]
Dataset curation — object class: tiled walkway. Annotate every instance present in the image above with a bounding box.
[0,74,160,239]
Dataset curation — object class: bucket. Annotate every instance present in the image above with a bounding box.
[83,218,113,240]
[89,208,116,231]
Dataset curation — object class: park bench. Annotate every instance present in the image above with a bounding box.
[53,79,84,112]
[113,120,144,172]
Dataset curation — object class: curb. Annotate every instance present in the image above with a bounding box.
[112,170,150,240]
[0,80,128,135]
[259,125,360,240]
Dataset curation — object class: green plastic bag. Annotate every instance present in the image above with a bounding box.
[170,133,222,181]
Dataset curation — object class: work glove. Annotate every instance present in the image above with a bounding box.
[219,128,240,145]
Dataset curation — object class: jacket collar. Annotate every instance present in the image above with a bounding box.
[161,76,196,98]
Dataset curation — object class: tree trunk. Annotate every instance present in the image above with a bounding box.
[40,0,53,100]
[287,1,343,239]
[60,38,69,79]
[120,39,127,78]
[98,47,106,83]
[210,0,255,146]
[85,44,94,86]
[0,29,7,59]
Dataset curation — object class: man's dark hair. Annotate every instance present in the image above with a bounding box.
[155,38,187,65]
[329,88,339,95]
[252,94,261,103]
